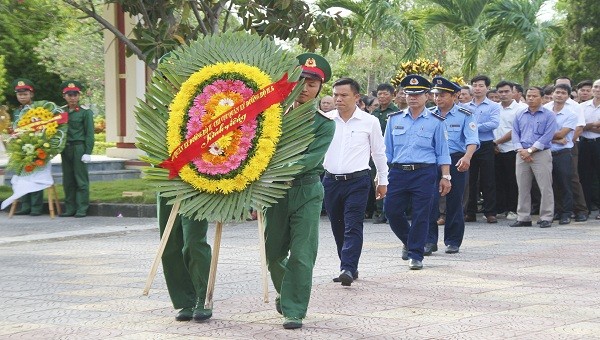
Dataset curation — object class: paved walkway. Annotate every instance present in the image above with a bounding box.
[1,212,599,339]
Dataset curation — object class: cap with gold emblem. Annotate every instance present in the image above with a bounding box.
[296,53,332,83]
[431,76,461,94]
[400,75,431,94]
[12,78,35,92]
[60,80,84,94]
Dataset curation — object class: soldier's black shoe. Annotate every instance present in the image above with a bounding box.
[401,246,408,260]
[175,307,193,321]
[283,317,302,329]
[338,270,353,286]
[14,210,31,216]
[59,212,76,217]
[29,212,42,216]
[193,298,212,322]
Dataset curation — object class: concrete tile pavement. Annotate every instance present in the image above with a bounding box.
[0,212,599,339]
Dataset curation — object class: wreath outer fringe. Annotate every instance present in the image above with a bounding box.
[135,32,317,223]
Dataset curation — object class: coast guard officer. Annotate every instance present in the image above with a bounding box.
[384,75,451,270]
[425,77,479,255]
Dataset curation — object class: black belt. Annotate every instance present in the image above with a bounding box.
[391,163,434,171]
[580,137,600,142]
[450,152,465,158]
[284,175,320,187]
[66,141,85,145]
[552,148,571,155]
[324,169,369,181]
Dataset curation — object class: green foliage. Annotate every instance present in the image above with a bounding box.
[34,20,105,115]
[0,0,64,106]
[0,55,7,101]
[547,0,600,83]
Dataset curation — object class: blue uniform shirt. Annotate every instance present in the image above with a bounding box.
[467,97,501,141]
[512,106,557,151]
[435,105,480,154]
[384,107,451,165]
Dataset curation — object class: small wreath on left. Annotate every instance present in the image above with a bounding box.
[6,101,68,175]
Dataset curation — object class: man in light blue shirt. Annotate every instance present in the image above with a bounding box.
[384,75,451,270]
[511,87,558,228]
[425,77,479,255]
[465,75,501,223]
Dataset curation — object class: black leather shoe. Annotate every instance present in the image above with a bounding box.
[193,298,212,321]
[559,216,571,225]
[510,221,532,227]
[29,212,42,216]
[575,213,588,222]
[486,215,498,223]
[539,220,552,228]
[445,245,459,254]
[175,307,193,321]
[338,270,353,286]
[283,317,303,329]
[464,214,476,222]
[14,210,31,216]
[423,243,438,256]
[74,213,87,218]
[59,212,76,217]
[408,259,423,270]
[553,213,560,221]
[401,245,408,260]
[333,270,358,282]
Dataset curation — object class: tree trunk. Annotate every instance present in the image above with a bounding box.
[367,36,378,95]
[523,71,531,89]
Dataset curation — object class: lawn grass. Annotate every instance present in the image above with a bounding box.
[0,178,158,204]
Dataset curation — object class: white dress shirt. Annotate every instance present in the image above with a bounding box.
[493,100,527,153]
[323,106,388,185]
[580,99,600,139]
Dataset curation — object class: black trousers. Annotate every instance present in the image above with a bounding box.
[578,138,600,211]
[467,141,496,216]
[495,150,518,213]
[552,149,573,216]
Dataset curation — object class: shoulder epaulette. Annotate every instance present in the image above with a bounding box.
[387,110,403,117]
[317,109,333,120]
[458,106,472,116]
[431,110,446,121]
[80,105,90,110]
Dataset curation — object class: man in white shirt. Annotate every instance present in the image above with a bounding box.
[323,77,388,286]
[554,77,589,221]
[579,79,600,219]
[493,81,527,220]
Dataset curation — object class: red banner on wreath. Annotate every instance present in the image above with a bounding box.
[160,73,297,179]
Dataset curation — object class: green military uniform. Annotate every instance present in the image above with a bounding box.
[59,81,95,217]
[370,102,399,134]
[157,196,212,320]
[11,79,44,216]
[263,52,334,328]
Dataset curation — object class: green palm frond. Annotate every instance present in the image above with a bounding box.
[135,32,316,223]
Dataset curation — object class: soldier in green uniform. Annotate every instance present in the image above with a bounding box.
[58,81,95,218]
[263,53,335,330]
[157,196,213,322]
[11,78,44,216]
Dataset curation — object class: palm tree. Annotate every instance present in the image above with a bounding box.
[412,0,492,79]
[485,0,561,87]
[318,0,424,91]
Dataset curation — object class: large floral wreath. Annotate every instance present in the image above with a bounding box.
[5,101,68,175]
[136,33,316,222]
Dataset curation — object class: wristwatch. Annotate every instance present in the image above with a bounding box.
[527,147,533,154]
[442,174,452,181]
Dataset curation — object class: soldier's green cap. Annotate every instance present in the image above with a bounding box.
[297,53,331,83]
[12,78,35,92]
[60,80,84,94]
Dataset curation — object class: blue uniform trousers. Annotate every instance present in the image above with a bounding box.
[428,153,468,247]
[385,165,437,262]
[323,174,370,274]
